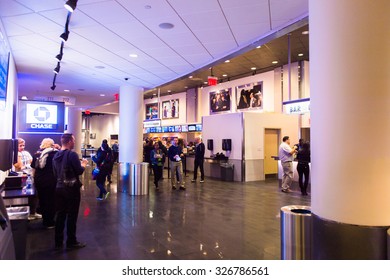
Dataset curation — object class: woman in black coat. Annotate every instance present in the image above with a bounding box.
[92,140,112,200]
[296,142,311,196]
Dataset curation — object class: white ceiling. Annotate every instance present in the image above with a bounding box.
[0,0,308,108]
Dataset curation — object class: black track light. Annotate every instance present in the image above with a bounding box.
[64,0,78,13]
[60,30,69,42]
[50,84,56,91]
[53,62,61,74]
[55,53,63,62]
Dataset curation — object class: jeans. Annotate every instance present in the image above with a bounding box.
[297,163,310,194]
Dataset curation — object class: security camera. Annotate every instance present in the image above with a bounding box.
[124,77,129,81]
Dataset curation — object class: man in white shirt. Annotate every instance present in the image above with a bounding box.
[279,136,297,193]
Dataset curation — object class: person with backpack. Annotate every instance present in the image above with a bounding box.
[92,139,112,200]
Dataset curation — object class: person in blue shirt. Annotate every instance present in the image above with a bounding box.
[168,137,185,190]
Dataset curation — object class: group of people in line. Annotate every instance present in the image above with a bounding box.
[279,136,311,195]
[143,136,205,191]
[13,135,117,250]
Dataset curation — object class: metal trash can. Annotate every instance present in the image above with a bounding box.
[118,162,149,195]
[220,163,234,181]
[280,205,312,260]
[7,206,29,260]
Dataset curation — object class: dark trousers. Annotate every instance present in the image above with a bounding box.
[297,163,310,194]
[96,172,108,198]
[193,159,204,180]
[55,187,81,246]
[36,183,56,226]
[152,165,163,187]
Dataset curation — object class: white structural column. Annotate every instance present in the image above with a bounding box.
[119,85,144,163]
[310,0,390,259]
[118,85,148,195]
[66,107,82,157]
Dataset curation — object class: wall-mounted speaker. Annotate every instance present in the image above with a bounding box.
[222,139,232,151]
[207,139,213,151]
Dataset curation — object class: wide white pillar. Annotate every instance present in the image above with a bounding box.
[310,0,390,259]
[118,85,149,195]
[66,107,82,157]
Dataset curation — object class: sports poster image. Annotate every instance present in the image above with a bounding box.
[209,88,231,114]
[162,99,179,119]
[145,103,159,120]
[236,81,263,110]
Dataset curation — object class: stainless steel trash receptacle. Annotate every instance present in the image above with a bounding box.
[7,206,29,260]
[118,162,149,195]
[280,205,311,260]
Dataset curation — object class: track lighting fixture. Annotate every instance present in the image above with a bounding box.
[60,30,69,42]
[64,0,78,13]
[53,62,61,74]
[50,84,56,91]
[55,53,63,62]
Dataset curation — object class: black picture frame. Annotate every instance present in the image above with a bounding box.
[209,88,231,114]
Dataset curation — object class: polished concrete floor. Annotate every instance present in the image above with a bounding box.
[25,165,310,260]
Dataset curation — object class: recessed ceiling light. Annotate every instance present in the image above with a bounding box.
[95,65,105,69]
[144,5,151,9]
[203,81,208,84]
[251,67,256,70]
[184,86,188,89]
[272,61,278,64]
[167,90,171,93]
[298,53,304,57]
[21,96,28,100]
[222,74,227,77]
[302,30,309,35]
[100,94,105,96]
[64,89,70,92]
[159,22,174,29]
[256,46,261,49]
[129,54,138,58]
[225,60,230,63]
[188,75,193,79]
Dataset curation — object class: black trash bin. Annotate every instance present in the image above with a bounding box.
[7,206,29,260]
[220,163,234,181]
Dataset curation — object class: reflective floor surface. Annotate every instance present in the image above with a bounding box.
[25,165,310,260]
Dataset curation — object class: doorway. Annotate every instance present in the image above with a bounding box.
[264,129,280,178]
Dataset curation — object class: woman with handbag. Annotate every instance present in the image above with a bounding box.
[92,139,112,200]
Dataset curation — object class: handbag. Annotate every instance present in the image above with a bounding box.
[92,167,100,180]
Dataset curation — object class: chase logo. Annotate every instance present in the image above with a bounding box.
[33,106,51,122]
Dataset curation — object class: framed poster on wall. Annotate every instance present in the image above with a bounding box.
[162,99,179,119]
[209,88,231,114]
[145,103,159,120]
[236,81,263,110]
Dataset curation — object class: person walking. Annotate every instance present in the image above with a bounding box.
[191,137,205,183]
[31,138,59,228]
[296,142,311,196]
[168,137,185,190]
[112,141,119,163]
[52,133,88,249]
[92,139,112,200]
[278,136,297,193]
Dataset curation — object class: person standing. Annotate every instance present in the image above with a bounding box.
[168,137,185,190]
[150,142,164,190]
[191,137,205,183]
[296,142,311,196]
[278,136,297,193]
[14,138,41,220]
[52,133,88,249]
[112,141,119,163]
[92,139,112,200]
[31,138,59,228]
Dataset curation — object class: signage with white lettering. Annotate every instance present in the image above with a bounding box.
[143,120,161,128]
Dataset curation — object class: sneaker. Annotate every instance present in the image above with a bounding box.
[172,186,176,190]
[191,179,196,182]
[104,192,110,200]
[200,180,204,183]
[96,197,104,201]
[179,186,186,190]
[28,213,42,220]
[66,242,86,249]
[281,189,292,193]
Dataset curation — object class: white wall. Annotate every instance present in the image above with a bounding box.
[199,71,276,118]
[202,113,243,160]
[88,114,119,147]
[144,91,187,125]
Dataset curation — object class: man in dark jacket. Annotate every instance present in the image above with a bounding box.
[52,133,88,250]
[191,137,205,183]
